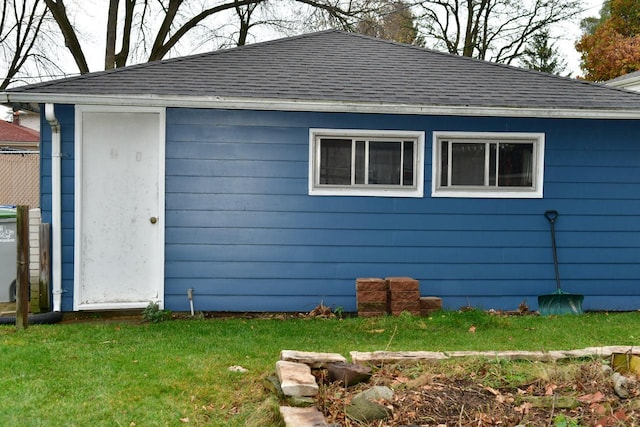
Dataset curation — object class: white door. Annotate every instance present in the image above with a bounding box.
[75,107,165,310]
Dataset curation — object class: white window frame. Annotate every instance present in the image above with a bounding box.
[432,131,545,198]
[309,128,425,197]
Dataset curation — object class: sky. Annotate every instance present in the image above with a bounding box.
[555,0,604,76]
[73,0,605,77]
[3,0,604,121]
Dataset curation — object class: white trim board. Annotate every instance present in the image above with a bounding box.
[4,92,640,120]
[431,131,545,199]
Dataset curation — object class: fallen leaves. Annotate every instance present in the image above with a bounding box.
[319,360,640,426]
[577,391,606,403]
[545,383,558,396]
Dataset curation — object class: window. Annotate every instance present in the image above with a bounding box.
[309,129,424,197]
[432,132,544,198]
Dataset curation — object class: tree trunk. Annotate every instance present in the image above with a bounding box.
[105,0,119,70]
[114,0,136,67]
[44,0,89,73]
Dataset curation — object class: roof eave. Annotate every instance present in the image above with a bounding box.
[3,92,640,120]
[606,75,640,90]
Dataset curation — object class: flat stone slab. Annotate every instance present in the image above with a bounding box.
[281,350,347,368]
[279,406,329,427]
[327,362,372,386]
[276,360,318,397]
[351,350,448,364]
[350,346,640,365]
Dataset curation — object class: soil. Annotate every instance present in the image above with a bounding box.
[315,361,640,426]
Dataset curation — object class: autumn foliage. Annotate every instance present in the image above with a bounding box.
[576,0,640,81]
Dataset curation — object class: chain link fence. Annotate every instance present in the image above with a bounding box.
[0,150,40,208]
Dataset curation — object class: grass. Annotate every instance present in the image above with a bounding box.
[0,310,639,426]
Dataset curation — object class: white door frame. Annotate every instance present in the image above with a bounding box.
[73,105,166,310]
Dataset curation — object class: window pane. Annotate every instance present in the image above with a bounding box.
[498,143,533,187]
[440,141,448,186]
[369,141,401,185]
[489,143,497,186]
[319,138,351,185]
[451,143,485,185]
[403,141,414,186]
[355,141,365,184]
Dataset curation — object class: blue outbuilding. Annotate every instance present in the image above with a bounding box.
[2,30,640,313]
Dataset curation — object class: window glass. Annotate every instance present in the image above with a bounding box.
[369,141,401,185]
[489,143,497,186]
[355,140,366,184]
[403,141,414,186]
[451,143,485,185]
[319,138,351,185]
[310,130,424,197]
[432,132,544,199]
[440,141,448,186]
[499,143,533,187]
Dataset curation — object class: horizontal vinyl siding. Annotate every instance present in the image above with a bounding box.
[165,109,640,312]
[39,104,75,311]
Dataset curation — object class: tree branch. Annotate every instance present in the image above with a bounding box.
[44,0,89,73]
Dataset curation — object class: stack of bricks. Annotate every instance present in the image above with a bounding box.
[355,278,388,317]
[356,276,439,317]
[420,296,443,316]
[387,277,421,316]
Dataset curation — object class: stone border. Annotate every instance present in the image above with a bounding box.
[275,346,639,427]
[351,345,639,364]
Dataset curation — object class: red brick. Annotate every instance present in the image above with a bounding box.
[358,311,386,318]
[356,278,388,292]
[420,297,443,315]
[357,302,388,313]
[386,277,419,292]
[357,290,388,303]
[390,300,420,312]
[389,290,420,303]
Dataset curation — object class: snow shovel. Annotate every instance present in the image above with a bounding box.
[538,210,584,316]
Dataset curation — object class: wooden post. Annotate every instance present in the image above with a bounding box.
[39,223,51,312]
[16,206,29,330]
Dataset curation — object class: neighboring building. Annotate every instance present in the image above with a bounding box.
[12,109,41,132]
[2,30,640,313]
[0,119,40,208]
[0,119,39,150]
[606,70,640,92]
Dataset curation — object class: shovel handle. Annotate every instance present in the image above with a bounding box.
[545,210,558,224]
[545,210,561,291]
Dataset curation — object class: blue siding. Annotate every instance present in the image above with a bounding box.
[40,104,75,311]
[164,109,640,312]
[42,105,640,312]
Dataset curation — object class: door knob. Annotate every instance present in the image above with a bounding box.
[150,216,158,224]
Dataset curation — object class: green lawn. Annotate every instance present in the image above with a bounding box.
[1,310,639,426]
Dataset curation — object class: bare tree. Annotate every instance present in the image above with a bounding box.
[44,0,89,73]
[43,0,366,74]
[413,0,582,64]
[0,0,50,89]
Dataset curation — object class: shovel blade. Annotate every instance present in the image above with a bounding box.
[538,292,584,316]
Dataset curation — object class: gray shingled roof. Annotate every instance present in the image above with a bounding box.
[607,70,640,84]
[6,30,640,111]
